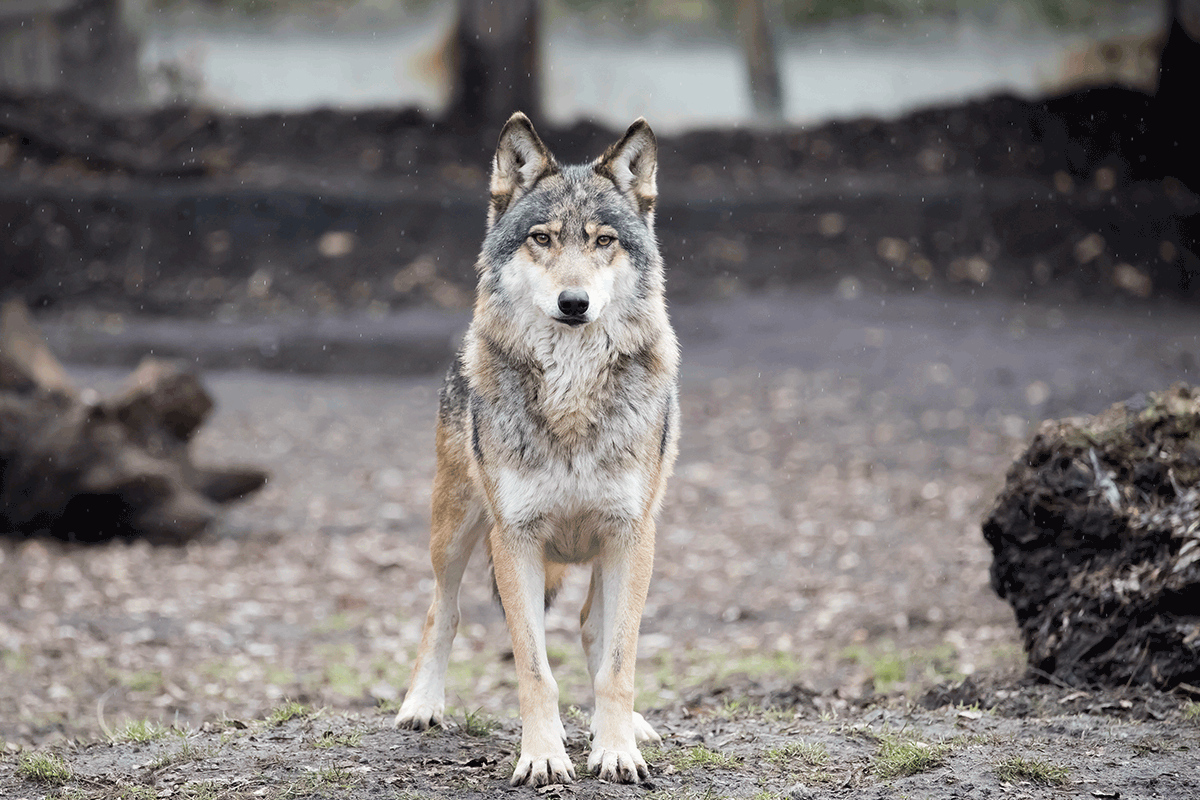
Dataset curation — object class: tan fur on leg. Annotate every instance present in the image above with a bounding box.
[491,527,576,786]
[395,430,485,730]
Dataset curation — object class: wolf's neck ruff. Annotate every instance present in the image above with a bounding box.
[471,318,670,445]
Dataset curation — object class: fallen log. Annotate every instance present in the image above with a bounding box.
[0,300,266,543]
[983,383,1200,689]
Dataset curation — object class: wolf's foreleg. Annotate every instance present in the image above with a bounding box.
[581,563,661,746]
[587,523,656,783]
[491,527,575,787]
[395,461,485,731]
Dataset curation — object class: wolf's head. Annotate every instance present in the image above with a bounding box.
[476,113,662,332]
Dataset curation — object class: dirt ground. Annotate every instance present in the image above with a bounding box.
[4,287,1200,798]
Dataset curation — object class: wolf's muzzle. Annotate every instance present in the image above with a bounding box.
[556,289,590,325]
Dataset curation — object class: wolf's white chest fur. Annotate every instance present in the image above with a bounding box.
[487,329,658,557]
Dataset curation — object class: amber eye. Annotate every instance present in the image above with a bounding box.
[596,235,615,247]
[530,232,551,246]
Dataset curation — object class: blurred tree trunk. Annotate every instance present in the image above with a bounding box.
[737,0,783,124]
[0,0,138,109]
[58,0,140,108]
[1158,0,1200,189]
[446,0,541,133]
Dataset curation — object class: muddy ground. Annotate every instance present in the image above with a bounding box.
[4,288,1200,798]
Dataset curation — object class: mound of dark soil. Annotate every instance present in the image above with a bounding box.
[984,383,1200,689]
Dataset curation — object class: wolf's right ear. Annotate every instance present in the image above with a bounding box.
[489,112,558,228]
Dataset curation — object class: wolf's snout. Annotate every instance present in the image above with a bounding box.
[557,289,590,318]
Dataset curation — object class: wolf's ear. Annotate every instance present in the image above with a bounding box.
[595,118,657,222]
[489,112,557,227]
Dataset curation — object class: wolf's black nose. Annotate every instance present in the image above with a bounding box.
[558,289,589,317]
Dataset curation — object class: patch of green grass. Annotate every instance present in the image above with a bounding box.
[1183,701,1200,723]
[118,670,165,694]
[994,755,1070,787]
[114,786,158,800]
[281,765,359,799]
[716,697,757,719]
[48,789,90,800]
[761,706,795,724]
[764,740,829,767]
[670,745,742,771]
[564,704,589,725]
[178,781,219,800]
[268,700,310,725]
[17,752,72,785]
[149,739,215,771]
[115,718,168,743]
[460,707,500,737]
[311,729,363,748]
[873,735,950,779]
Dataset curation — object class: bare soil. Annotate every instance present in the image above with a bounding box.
[4,288,1200,799]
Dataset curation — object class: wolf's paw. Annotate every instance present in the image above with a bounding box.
[393,697,444,731]
[510,752,576,787]
[632,711,661,744]
[589,745,649,784]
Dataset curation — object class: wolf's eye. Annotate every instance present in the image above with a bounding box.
[531,232,551,246]
[596,235,615,247]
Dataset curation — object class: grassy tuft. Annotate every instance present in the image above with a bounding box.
[460,708,500,737]
[149,739,215,771]
[18,752,72,785]
[873,735,949,778]
[116,718,168,743]
[671,745,742,770]
[994,755,1071,787]
[311,729,363,748]
[765,740,829,767]
[268,700,310,725]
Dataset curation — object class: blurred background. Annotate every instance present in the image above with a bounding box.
[3,0,1200,747]
[2,0,1198,331]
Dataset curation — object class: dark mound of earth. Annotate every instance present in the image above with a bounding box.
[984,383,1200,689]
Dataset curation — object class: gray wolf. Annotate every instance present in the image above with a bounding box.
[394,112,679,787]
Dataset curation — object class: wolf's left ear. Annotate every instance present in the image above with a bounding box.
[595,118,657,223]
[490,112,558,228]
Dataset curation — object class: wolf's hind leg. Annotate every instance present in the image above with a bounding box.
[395,457,485,731]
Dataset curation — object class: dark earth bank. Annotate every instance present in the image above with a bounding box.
[3,80,1200,330]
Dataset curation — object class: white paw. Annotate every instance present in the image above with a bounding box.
[589,744,649,783]
[632,711,661,744]
[510,751,576,787]
[393,694,444,731]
